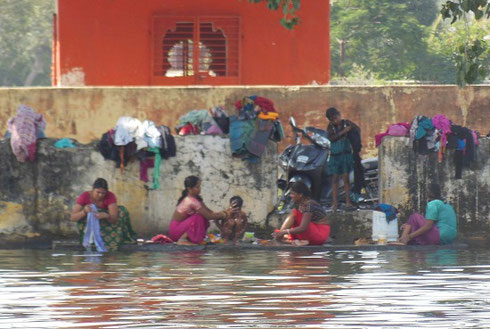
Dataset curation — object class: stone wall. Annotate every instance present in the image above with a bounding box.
[0,136,278,243]
[1,86,489,158]
[379,137,490,237]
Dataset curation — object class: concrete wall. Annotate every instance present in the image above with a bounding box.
[1,86,488,158]
[379,137,490,237]
[0,137,277,242]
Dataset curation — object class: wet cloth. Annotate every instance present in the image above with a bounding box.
[290,209,330,245]
[83,204,107,252]
[7,105,46,162]
[157,125,177,159]
[151,234,174,244]
[406,213,440,245]
[425,199,457,245]
[168,213,210,244]
[77,205,137,251]
[374,203,398,222]
[147,147,162,189]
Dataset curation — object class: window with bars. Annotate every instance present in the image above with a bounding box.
[152,16,240,84]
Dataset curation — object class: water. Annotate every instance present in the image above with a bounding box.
[0,248,489,328]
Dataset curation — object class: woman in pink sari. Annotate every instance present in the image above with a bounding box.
[169,176,232,245]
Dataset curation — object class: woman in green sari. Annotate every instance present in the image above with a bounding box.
[70,178,137,251]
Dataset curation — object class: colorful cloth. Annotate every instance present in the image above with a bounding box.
[432,114,452,148]
[151,234,174,244]
[290,209,330,245]
[77,205,137,251]
[83,204,107,252]
[425,200,458,245]
[406,213,440,245]
[147,147,162,189]
[7,105,46,162]
[375,122,410,147]
[168,213,210,244]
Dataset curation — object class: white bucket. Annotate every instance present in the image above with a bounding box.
[372,210,399,242]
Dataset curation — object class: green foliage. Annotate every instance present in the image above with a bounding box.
[440,0,490,85]
[0,0,53,86]
[330,0,442,82]
[249,0,300,29]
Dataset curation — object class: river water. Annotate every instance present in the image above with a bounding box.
[0,247,489,328]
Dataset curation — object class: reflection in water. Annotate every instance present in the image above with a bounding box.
[0,248,489,328]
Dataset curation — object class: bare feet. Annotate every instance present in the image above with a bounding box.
[176,238,198,246]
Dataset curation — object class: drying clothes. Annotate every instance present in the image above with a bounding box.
[142,120,162,149]
[176,109,210,133]
[415,117,434,140]
[375,122,410,147]
[229,115,256,156]
[139,158,154,183]
[54,138,76,148]
[83,204,107,252]
[157,125,177,159]
[410,116,437,155]
[432,114,452,149]
[114,116,144,146]
[7,105,46,162]
[451,125,477,164]
[147,147,162,189]
[374,203,398,222]
[246,119,274,157]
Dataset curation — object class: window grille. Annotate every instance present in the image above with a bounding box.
[152,16,240,84]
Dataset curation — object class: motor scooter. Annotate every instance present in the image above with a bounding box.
[266,117,378,225]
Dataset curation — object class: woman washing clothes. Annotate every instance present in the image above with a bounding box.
[70,178,137,251]
[169,175,236,245]
[272,182,331,246]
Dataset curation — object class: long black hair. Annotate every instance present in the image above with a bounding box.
[93,178,108,190]
[291,181,311,199]
[177,175,203,205]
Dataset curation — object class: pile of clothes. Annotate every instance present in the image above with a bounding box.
[5,105,46,162]
[229,96,284,162]
[176,106,229,136]
[98,117,176,189]
[376,114,480,179]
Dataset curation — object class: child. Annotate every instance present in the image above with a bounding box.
[218,196,248,245]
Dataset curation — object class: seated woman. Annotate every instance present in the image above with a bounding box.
[169,175,232,245]
[398,183,457,245]
[273,182,331,246]
[70,178,137,251]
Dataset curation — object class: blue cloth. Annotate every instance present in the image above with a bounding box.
[374,203,398,222]
[83,204,108,252]
[415,118,434,140]
[54,138,76,148]
[229,115,256,155]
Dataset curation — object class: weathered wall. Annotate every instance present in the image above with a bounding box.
[1,86,489,158]
[0,137,277,242]
[55,0,330,86]
[379,137,490,237]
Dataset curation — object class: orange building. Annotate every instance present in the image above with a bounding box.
[53,0,330,86]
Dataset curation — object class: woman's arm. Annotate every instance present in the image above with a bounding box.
[70,204,91,222]
[197,206,226,220]
[327,123,352,142]
[288,212,311,234]
[401,220,435,244]
[95,203,118,224]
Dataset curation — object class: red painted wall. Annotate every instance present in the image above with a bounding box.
[55,0,330,86]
